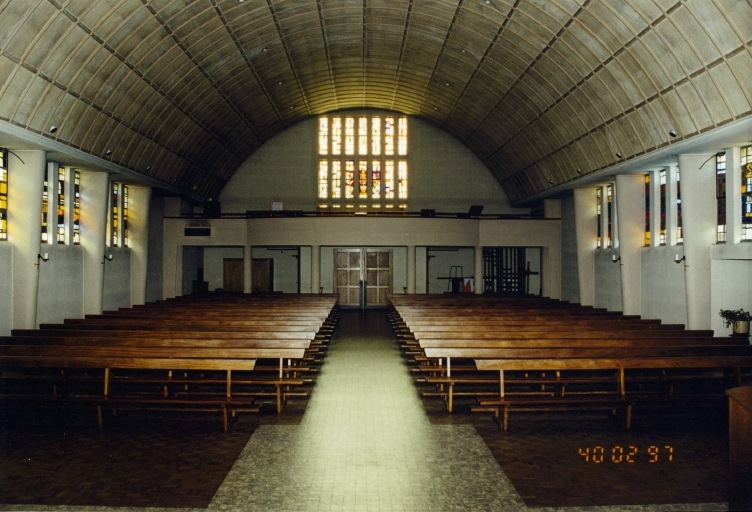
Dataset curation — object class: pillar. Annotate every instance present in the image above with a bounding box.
[474,245,484,294]
[128,185,151,305]
[8,150,46,329]
[573,187,596,306]
[679,153,717,329]
[614,174,644,316]
[80,171,109,315]
[406,245,416,294]
[311,244,320,293]
[244,244,252,293]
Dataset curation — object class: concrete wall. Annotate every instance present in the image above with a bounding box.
[0,243,13,335]
[219,112,529,216]
[145,193,164,303]
[640,246,687,324]
[162,217,563,300]
[252,247,300,293]
[102,248,131,312]
[560,194,579,303]
[36,245,85,325]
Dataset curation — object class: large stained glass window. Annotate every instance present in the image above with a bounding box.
[318,113,408,210]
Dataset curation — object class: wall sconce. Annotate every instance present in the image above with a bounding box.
[103,253,114,262]
[674,254,685,264]
[37,252,50,262]
[611,254,621,263]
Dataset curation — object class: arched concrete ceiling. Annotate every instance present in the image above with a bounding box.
[0,0,750,205]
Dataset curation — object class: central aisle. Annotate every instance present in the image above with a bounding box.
[208,309,524,511]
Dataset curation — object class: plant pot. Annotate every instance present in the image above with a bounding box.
[732,320,750,336]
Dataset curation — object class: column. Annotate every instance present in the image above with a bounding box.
[474,245,484,294]
[244,244,253,293]
[80,171,109,315]
[128,185,151,305]
[311,244,321,293]
[8,150,46,329]
[406,245,416,294]
[726,147,742,244]
[679,153,717,329]
[573,187,596,306]
[614,174,644,316]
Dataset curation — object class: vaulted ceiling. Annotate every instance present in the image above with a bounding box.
[0,0,750,205]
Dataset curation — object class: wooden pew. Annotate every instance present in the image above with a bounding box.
[418,345,752,428]
[388,295,752,429]
[1,294,339,427]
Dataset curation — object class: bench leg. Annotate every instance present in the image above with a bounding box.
[448,383,453,413]
[222,406,229,432]
[97,404,104,431]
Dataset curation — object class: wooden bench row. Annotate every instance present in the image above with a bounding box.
[388,294,752,430]
[0,293,339,430]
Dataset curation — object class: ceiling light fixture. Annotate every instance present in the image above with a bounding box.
[576,168,582,174]
[105,149,112,156]
[669,129,677,138]
[49,125,57,133]
[615,152,623,158]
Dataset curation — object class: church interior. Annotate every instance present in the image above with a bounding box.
[0,1,751,510]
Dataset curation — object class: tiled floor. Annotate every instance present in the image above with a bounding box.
[0,309,731,512]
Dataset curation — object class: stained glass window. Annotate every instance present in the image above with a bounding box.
[122,185,129,248]
[606,185,613,248]
[717,153,726,242]
[41,175,49,243]
[0,149,7,241]
[676,169,683,244]
[742,146,752,242]
[111,182,119,247]
[644,174,651,246]
[318,113,408,210]
[596,188,602,248]
[659,170,666,245]
[57,167,66,243]
[72,171,80,245]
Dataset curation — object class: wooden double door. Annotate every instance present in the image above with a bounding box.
[335,249,392,307]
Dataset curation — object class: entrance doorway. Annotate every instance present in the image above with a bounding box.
[223,258,245,292]
[251,258,274,293]
[334,249,392,307]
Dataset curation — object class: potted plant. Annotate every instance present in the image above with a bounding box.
[719,308,752,335]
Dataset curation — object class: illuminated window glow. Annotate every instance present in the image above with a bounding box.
[717,153,726,242]
[659,170,666,245]
[57,167,66,243]
[123,185,129,248]
[111,183,119,247]
[606,185,613,248]
[318,113,408,210]
[596,189,602,248]
[41,176,49,243]
[676,169,683,244]
[73,171,80,245]
[0,149,7,241]
[742,146,752,242]
[644,174,650,246]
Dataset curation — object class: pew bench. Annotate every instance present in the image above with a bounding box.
[0,345,307,430]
